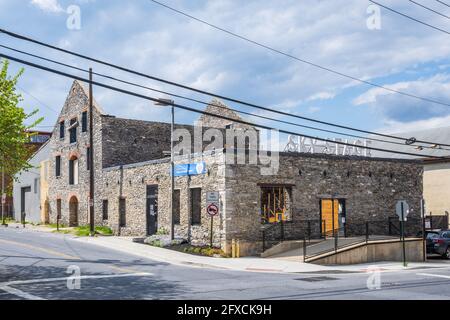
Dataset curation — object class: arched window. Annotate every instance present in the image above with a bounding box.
[69,156,79,185]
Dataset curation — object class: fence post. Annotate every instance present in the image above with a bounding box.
[322,220,326,240]
[303,236,307,263]
[307,221,311,243]
[365,221,369,243]
[280,219,284,242]
[334,231,338,253]
[262,229,266,252]
[388,217,392,235]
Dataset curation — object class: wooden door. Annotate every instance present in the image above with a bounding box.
[321,199,339,235]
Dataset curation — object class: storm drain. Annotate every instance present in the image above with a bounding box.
[295,276,339,282]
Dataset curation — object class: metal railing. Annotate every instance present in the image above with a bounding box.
[261,219,324,252]
[303,218,424,262]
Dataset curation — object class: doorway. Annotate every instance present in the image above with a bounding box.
[146,185,158,235]
[320,198,346,236]
[20,186,31,222]
[43,199,50,224]
[69,196,78,227]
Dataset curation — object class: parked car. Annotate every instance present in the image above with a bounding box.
[425,230,441,254]
[430,230,450,258]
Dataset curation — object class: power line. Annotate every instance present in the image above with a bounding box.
[0,32,449,148]
[148,1,450,108]
[436,0,450,8]
[1,51,448,160]
[370,0,450,35]
[16,84,59,114]
[409,0,450,20]
[3,43,449,152]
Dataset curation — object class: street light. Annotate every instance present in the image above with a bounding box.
[154,98,175,241]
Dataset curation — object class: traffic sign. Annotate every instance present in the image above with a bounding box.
[207,203,219,217]
[206,191,219,203]
[396,200,409,221]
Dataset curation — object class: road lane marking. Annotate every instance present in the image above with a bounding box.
[416,273,450,279]
[0,285,44,300]
[1,272,154,286]
[0,238,80,260]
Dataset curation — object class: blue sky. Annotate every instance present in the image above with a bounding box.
[2,0,450,142]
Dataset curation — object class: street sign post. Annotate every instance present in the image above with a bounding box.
[206,192,220,247]
[396,200,409,267]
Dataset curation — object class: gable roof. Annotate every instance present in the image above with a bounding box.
[369,125,450,159]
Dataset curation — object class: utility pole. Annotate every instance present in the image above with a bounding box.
[1,156,6,226]
[154,98,175,240]
[89,68,95,236]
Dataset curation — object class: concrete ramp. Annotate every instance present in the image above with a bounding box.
[306,238,424,265]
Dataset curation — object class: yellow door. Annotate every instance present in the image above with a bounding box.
[321,199,339,234]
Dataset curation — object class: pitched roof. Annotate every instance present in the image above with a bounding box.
[368,125,450,159]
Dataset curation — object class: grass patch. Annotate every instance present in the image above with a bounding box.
[45,223,67,229]
[52,229,71,234]
[74,225,113,236]
[168,244,228,257]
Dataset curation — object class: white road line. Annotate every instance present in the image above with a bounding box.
[0,285,45,300]
[2,272,154,286]
[0,272,153,300]
[416,272,450,279]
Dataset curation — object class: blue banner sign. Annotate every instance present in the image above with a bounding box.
[173,162,207,177]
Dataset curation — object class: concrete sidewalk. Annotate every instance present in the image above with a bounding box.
[73,236,450,274]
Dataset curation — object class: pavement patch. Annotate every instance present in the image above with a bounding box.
[294,276,339,282]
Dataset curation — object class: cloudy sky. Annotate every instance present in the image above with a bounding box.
[2,0,450,141]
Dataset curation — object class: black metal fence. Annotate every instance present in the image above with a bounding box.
[261,219,323,252]
[262,215,438,257]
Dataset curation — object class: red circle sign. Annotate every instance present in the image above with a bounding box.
[207,203,219,216]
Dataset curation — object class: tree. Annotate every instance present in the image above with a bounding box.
[0,59,43,223]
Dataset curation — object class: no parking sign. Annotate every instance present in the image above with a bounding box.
[207,203,219,217]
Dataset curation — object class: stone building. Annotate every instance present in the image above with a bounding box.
[42,80,423,256]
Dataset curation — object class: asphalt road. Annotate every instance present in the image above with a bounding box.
[0,226,450,300]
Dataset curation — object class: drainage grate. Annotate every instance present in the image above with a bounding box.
[295,276,339,282]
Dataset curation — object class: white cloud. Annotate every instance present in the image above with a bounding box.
[30,0,64,13]
[353,74,450,122]
[307,91,336,102]
[379,114,450,134]
[11,0,450,127]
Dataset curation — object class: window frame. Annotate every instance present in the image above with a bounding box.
[69,118,77,144]
[55,155,61,177]
[102,199,109,220]
[81,111,88,133]
[59,120,65,139]
[173,189,181,225]
[190,188,202,225]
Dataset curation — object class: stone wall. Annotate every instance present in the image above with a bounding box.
[223,152,423,256]
[47,80,105,227]
[100,151,227,247]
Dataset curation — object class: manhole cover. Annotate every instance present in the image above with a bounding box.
[295,276,339,282]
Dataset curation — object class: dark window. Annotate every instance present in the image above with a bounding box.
[190,188,201,225]
[69,118,77,143]
[56,199,61,220]
[173,190,181,224]
[34,178,39,194]
[81,111,88,132]
[55,156,61,177]
[86,147,91,170]
[69,158,78,185]
[59,121,65,139]
[102,200,108,220]
[119,198,126,227]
